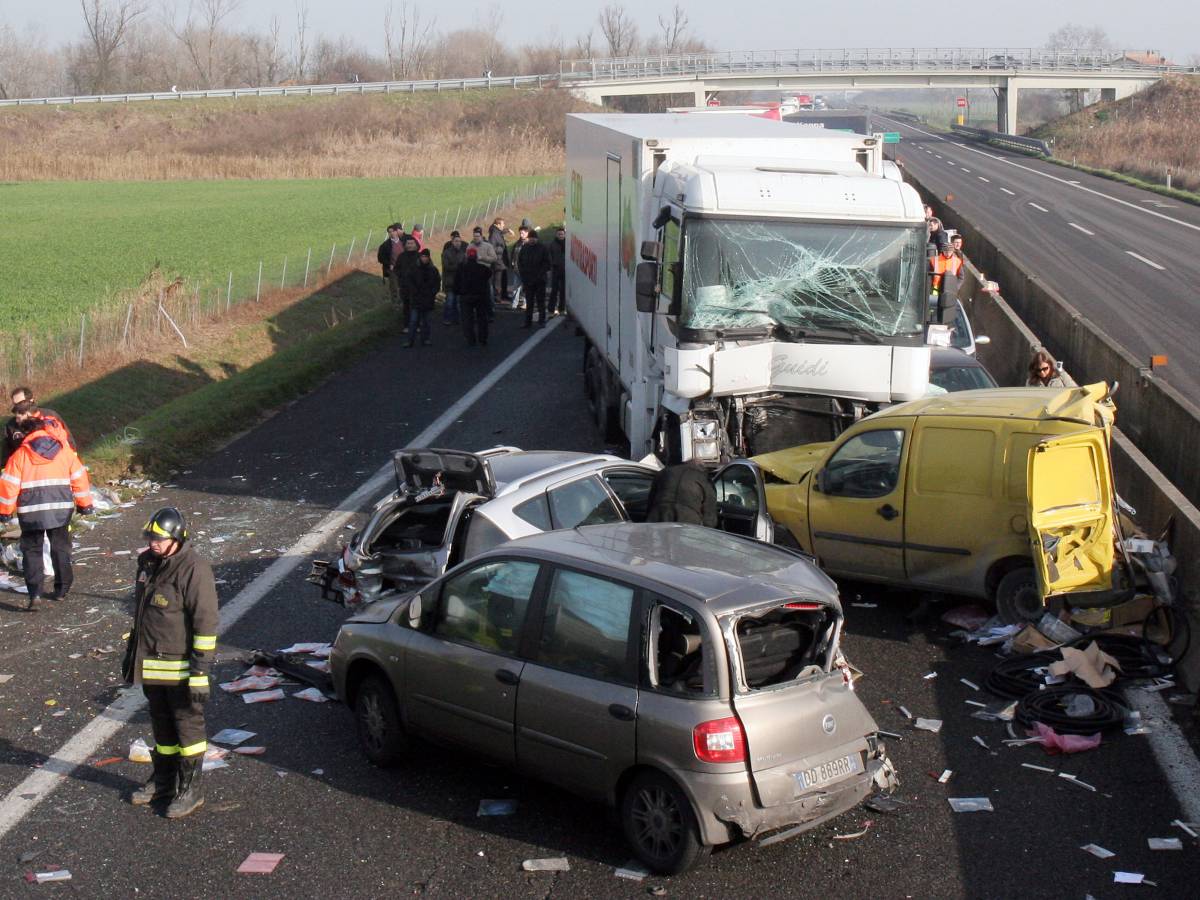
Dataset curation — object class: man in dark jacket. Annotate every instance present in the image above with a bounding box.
[394,237,421,332]
[645,462,718,527]
[456,246,492,347]
[547,227,567,317]
[488,218,511,305]
[440,231,466,325]
[377,224,404,308]
[517,229,552,328]
[123,507,219,819]
[407,249,441,347]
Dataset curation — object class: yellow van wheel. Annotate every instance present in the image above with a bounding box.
[995,567,1041,624]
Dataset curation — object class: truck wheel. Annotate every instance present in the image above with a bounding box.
[994,567,1042,624]
[620,771,710,875]
[355,674,407,767]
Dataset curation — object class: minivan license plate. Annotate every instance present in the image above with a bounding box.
[793,754,861,791]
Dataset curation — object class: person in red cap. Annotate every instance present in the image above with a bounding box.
[455,245,493,346]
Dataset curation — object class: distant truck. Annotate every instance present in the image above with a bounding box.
[565,113,931,464]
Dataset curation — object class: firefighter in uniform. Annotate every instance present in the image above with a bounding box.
[122,507,219,818]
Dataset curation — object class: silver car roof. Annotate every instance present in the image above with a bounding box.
[489,451,628,495]
[500,523,841,615]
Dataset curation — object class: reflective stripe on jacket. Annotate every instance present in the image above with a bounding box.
[0,426,92,530]
[930,253,963,292]
[123,544,220,687]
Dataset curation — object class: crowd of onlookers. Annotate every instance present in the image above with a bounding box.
[376,217,567,348]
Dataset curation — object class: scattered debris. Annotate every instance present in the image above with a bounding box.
[522,858,570,872]
[1021,763,1056,774]
[1173,820,1198,839]
[864,794,904,814]
[24,870,71,884]
[614,862,650,881]
[0,674,13,684]
[1037,612,1083,645]
[960,678,981,691]
[0,573,29,594]
[914,718,943,733]
[1147,837,1182,850]
[947,797,994,812]
[278,642,331,655]
[1114,872,1154,886]
[937,770,953,784]
[850,602,878,609]
[1032,723,1102,755]
[832,820,873,840]
[1081,844,1115,859]
[233,746,266,756]
[92,757,123,768]
[211,728,256,746]
[128,738,151,763]
[941,604,991,631]
[220,676,283,694]
[477,799,517,816]
[1049,642,1121,689]
[972,735,991,751]
[291,687,330,703]
[898,706,913,719]
[237,853,285,875]
[1057,772,1097,792]
[242,689,286,704]
[923,672,938,680]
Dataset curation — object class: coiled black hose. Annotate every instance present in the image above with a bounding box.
[1015,685,1127,734]
[1066,633,1173,680]
[984,651,1060,699]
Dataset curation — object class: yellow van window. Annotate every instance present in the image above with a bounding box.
[1005,433,1044,501]
[916,427,994,496]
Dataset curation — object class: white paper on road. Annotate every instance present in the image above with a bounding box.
[1147,837,1182,850]
[914,718,943,733]
[1081,844,1115,859]
[211,728,257,746]
[242,689,286,704]
[947,797,994,812]
[291,687,329,703]
[614,861,650,881]
[1114,872,1148,884]
[278,642,331,655]
[522,858,570,872]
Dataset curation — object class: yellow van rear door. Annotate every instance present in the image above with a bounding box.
[1027,431,1114,598]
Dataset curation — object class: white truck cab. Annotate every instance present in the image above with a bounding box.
[565,113,931,463]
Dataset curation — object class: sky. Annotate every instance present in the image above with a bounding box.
[3,0,1197,64]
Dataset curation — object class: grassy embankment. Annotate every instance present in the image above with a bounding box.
[0,88,582,480]
[1031,75,1200,203]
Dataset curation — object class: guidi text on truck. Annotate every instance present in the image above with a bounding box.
[565,113,932,463]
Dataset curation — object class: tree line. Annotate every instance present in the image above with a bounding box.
[0,0,708,100]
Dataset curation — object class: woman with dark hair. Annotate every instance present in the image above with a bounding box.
[1027,349,1066,387]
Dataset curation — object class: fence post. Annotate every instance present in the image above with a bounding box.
[304,248,312,287]
[454,205,462,230]
[346,237,356,264]
[122,303,134,346]
[256,260,263,302]
[430,210,438,233]
[281,256,288,288]
[226,271,233,311]
[363,228,373,261]
[78,313,86,368]
[327,243,336,276]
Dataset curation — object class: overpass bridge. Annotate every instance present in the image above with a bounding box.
[560,48,1191,131]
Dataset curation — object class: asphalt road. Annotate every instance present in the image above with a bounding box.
[1,311,1196,897]
[883,117,1200,399]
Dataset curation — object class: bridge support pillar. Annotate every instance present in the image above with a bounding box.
[694,86,707,107]
[996,80,1018,134]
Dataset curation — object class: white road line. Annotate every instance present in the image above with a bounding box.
[1126,690,1200,823]
[978,177,990,183]
[1126,250,1166,270]
[0,318,566,843]
[1000,188,1016,195]
[883,116,1200,234]
[1068,222,1095,236]
[1029,202,1049,212]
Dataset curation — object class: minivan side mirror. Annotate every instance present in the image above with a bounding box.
[407,593,423,628]
[813,469,827,493]
[975,334,991,345]
[636,261,659,313]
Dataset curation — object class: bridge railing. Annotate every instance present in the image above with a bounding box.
[0,73,559,108]
[560,48,1197,80]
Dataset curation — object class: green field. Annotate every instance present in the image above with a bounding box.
[0,175,556,334]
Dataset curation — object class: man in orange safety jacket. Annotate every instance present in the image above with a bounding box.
[0,401,93,609]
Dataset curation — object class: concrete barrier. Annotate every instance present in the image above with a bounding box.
[937,223,1200,691]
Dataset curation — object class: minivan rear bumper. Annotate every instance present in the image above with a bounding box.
[688,757,894,845]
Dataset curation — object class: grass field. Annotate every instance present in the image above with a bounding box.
[0,174,556,335]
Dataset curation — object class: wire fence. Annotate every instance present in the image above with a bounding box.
[0,176,563,387]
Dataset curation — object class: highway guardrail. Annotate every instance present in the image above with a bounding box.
[951,123,1051,156]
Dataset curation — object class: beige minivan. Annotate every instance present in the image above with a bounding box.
[331,523,897,874]
[735,383,1121,622]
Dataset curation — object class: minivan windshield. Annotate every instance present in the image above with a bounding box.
[680,217,927,339]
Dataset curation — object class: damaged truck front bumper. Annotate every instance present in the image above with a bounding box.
[691,752,898,847]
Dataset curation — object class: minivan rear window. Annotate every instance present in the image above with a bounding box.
[726,603,839,691]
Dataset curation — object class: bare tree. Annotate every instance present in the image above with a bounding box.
[77,0,147,92]
[571,28,595,60]
[597,4,638,58]
[164,0,243,88]
[291,0,310,81]
[656,3,688,54]
[1044,24,1113,112]
[382,1,436,80]
[245,15,285,85]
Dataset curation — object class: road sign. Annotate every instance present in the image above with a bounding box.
[956,97,968,108]
[882,132,901,144]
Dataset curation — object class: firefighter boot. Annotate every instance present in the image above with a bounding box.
[130,751,178,806]
[165,757,205,819]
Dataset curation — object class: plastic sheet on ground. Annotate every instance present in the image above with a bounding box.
[914,718,943,733]
[614,861,650,881]
[278,642,331,656]
[1147,837,1182,850]
[1049,642,1121,689]
[290,687,329,703]
[523,858,570,872]
[233,746,266,756]
[242,689,286,704]
[128,738,151,763]
[211,728,256,746]
[1032,722,1102,754]
[24,870,71,884]
[237,853,285,875]
[1081,843,1115,859]
[941,604,991,631]
[954,622,1021,646]
[947,797,994,812]
[220,675,283,694]
[0,572,29,594]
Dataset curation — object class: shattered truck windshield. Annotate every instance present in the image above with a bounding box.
[680,218,927,339]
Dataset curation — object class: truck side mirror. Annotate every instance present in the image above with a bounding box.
[640,240,661,262]
[636,262,659,313]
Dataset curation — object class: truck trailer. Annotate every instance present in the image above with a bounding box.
[565,113,931,463]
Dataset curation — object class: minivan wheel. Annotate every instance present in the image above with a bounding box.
[355,674,407,767]
[620,772,710,875]
[995,567,1042,625]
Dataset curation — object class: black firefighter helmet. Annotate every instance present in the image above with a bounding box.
[143,507,188,544]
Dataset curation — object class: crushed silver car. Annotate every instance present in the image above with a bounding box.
[331,523,897,874]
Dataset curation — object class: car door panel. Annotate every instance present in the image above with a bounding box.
[712,461,774,542]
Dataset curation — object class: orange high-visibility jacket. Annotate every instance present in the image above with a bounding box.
[0,425,92,530]
[930,253,963,292]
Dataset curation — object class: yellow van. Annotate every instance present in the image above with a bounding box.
[716,384,1120,622]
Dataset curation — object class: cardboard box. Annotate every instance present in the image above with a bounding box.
[1109,595,1158,628]
[1012,624,1059,655]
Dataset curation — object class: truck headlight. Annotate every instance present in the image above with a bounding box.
[691,419,721,461]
